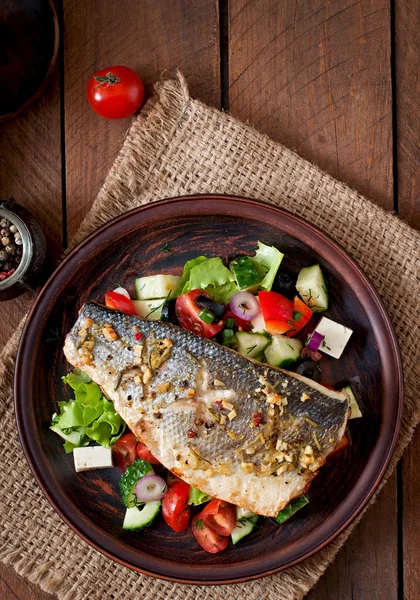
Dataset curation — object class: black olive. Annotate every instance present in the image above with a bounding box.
[272,269,297,299]
[296,360,322,382]
[160,299,177,323]
[194,295,226,319]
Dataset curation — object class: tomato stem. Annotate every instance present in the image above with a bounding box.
[94,72,121,87]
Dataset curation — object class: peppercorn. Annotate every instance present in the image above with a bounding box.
[5,244,15,255]
[1,236,10,246]
[0,249,7,262]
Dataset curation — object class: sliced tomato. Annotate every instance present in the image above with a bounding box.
[264,319,293,335]
[200,499,236,536]
[162,480,191,532]
[327,434,350,459]
[105,291,137,315]
[136,442,161,465]
[259,291,294,322]
[111,432,137,470]
[225,309,252,332]
[322,383,335,391]
[175,289,225,338]
[286,297,313,337]
[191,513,229,554]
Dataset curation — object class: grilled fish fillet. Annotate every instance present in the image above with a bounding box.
[64,303,349,517]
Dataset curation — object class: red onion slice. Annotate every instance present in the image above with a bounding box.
[135,473,167,502]
[230,291,261,322]
[113,287,130,299]
[307,331,324,352]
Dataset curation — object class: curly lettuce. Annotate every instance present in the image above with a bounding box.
[50,370,126,453]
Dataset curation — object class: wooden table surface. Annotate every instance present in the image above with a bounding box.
[1,1,419,598]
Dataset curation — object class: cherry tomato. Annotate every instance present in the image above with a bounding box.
[162,481,191,532]
[136,442,161,465]
[104,291,138,315]
[191,513,229,554]
[200,499,236,536]
[225,309,252,332]
[175,289,225,338]
[259,290,294,322]
[111,433,137,470]
[87,66,144,119]
[286,297,313,337]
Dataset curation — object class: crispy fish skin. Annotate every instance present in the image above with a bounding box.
[64,303,349,517]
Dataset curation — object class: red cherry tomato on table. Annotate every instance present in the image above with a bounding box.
[175,289,225,338]
[162,480,191,532]
[87,66,144,119]
[111,433,138,470]
[104,291,138,315]
[200,499,236,536]
[136,442,161,465]
[191,513,229,554]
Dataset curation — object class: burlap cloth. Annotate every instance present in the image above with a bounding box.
[1,73,419,600]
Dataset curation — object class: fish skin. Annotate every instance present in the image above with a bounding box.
[63,302,349,517]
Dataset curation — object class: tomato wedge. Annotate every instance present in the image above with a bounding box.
[136,442,161,465]
[264,319,293,335]
[111,433,138,470]
[286,297,313,337]
[162,480,191,532]
[327,434,350,459]
[191,513,229,554]
[259,291,294,322]
[105,291,138,315]
[200,499,236,536]
[175,289,225,338]
[225,309,252,332]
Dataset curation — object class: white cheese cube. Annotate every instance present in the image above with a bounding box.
[314,317,353,359]
[73,446,113,472]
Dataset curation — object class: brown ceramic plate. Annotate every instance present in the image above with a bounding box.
[14,195,402,584]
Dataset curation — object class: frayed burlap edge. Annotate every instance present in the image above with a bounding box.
[1,72,419,600]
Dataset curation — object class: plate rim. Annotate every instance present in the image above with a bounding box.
[14,194,404,584]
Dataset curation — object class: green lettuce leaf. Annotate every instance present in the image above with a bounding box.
[208,281,239,304]
[249,241,284,291]
[188,487,213,506]
[50,370,126,453]
[183,257,235,294]
[175,256,207,296]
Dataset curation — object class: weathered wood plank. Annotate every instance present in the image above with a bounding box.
[306,474,398,600]
[395,0,420,230]
[229,1,397,598]
[395,1,420,597]
[0,67,62,347]
[0,564,54,600]
[229,0,393,208]
[63,0,220,241]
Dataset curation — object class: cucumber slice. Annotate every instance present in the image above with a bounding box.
[135,275,181,300]
[236,506,256,519]
[119,459,154,508]
[296,264,328,313]
[275,494,309,525]
[122,501,161,530]
[231,515,258,544]
[132,299,165,321]
[230,256,260,292]
[264,335,302,368]
[236,331,270,358]
[342,384,363,419]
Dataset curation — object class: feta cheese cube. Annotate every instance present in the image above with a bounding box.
[314,317,353,359]
[73,446,113,472]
